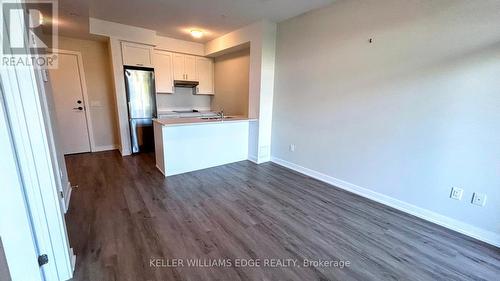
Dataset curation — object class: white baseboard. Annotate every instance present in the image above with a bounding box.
[270,156,500,248]
[248,155,272,164]
[92,144,118,152]
[63,182,72,214]
[156,164,166,177]
[70,248,76,272]
[248,155,258,164]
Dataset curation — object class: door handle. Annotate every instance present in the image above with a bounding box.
[73,106,83,110]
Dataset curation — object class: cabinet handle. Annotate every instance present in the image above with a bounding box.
[136,63,143,66]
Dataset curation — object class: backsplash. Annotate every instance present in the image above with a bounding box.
[156,87,212,112]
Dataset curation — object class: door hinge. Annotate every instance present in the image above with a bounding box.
[60,191,64,198]
[38,254,49,266]
[42,69,49,82]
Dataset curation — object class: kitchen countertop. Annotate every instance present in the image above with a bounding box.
[156,110,217,118]
[154,116,256,127]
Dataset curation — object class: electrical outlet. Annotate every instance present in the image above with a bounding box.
[471,192,487,206]
[289,144,295,152]
[450,187,463,200]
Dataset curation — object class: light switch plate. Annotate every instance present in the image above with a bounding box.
[450,187,463,200]
[471,192,487,206]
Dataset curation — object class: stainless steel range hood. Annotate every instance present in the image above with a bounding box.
[174,80,199,88]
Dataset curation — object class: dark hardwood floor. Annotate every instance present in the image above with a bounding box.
[65,151,500,281]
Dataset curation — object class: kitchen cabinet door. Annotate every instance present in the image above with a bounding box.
[153,51,174,93]
[195,57,214,95]
[172,53,185,80]
[184,55,196,81]
[122,42,153,67]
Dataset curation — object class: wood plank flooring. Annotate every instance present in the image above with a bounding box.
[65,151,500,281]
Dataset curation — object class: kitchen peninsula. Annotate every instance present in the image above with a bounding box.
[153,117,255,176]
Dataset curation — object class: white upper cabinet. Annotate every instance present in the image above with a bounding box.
[172,54,196,81]
[195,57,214,95]
[121,42,153,67]
[153,51,174,93]
[154,51,215,95]
[184,55,196,81]
[172,53,185,80]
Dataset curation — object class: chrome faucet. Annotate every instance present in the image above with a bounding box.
[217,109,225,119]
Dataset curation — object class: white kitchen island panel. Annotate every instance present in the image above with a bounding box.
[154,119,251,176]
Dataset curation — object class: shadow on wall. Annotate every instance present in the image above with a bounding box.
[212,48,250,116]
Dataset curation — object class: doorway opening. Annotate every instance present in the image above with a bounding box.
[49,50,94,154]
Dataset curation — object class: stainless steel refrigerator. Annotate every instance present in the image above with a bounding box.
[124,67,157,154]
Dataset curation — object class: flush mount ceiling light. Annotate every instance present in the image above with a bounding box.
[190,30,203,38]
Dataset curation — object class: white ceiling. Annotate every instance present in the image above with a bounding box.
[57,0,334,42]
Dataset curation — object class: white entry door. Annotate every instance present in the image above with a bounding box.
[49,52,92,154]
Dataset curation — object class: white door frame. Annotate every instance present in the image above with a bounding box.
[1,65,75,281]
[0,1,74,280]
[0,87,43,281]
[49,48,96,152]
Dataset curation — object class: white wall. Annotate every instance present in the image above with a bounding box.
[272,0,500,245]
[107,37,131,155]
[206,20,277,163]
[212,48,250,116]
[156,88,211,112]
[155,36,204,56]
[89,18,157,45]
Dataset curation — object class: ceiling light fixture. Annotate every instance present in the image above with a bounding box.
[190,30,203,38]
